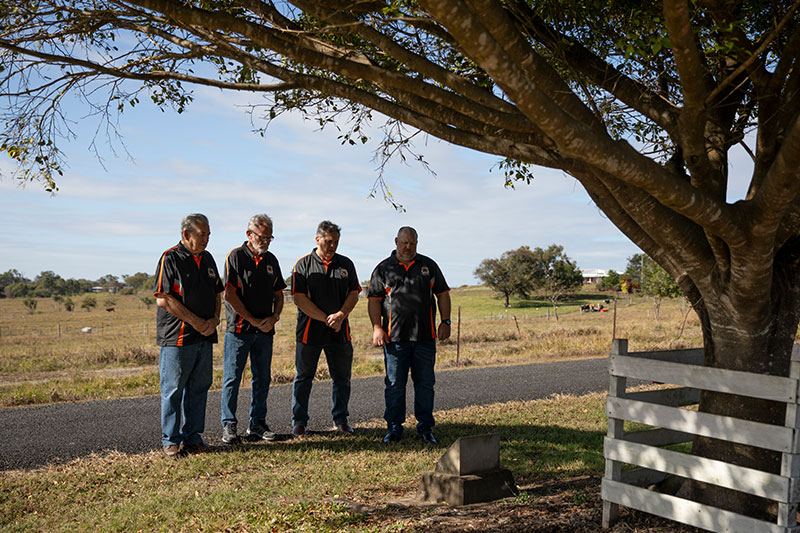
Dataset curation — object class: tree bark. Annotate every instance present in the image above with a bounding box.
[683,251,800,517]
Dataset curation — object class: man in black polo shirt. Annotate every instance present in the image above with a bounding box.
[220,214,286,444]
[290,220,361,438]
[153,213,223,457]
[368,226,451,444]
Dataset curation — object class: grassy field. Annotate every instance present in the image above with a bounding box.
[0,388,695,532]
[0,288,703,531]
[0,285,703,407]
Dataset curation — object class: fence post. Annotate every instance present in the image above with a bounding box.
[612,300,617,340]
[602,338,628,529]
[779,344,800,528]
[456,306,461,367]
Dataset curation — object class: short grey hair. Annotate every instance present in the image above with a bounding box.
[181,213,209,233]
[316,220,341,237]
[249,214,273,230]
[397,226,418,240]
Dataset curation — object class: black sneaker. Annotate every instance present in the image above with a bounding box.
[417,431,437,444]
[247,420,277,441]
[183,441,213,454]
[383,430,402,444]
[222,422,240,444]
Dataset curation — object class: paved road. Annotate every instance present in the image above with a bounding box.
[0,358,629,470]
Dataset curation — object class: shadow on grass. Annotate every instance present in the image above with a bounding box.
[213,420,606,484]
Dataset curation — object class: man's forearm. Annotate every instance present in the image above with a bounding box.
[293,293,328,322]
[437,292,452,320]
[225,287,254,323]
[339,290,360,316]
[273,290,284,318]
[367,298,383,327]
[157,294,203,328]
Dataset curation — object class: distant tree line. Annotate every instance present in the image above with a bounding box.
[0,269,155,299]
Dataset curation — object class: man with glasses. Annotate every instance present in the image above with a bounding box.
[290,220,361,438]
[154,213,223,457]
[220,214,286,444]
[368,226,451,444]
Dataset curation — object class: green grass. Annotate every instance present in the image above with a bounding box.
[0,391,612,532]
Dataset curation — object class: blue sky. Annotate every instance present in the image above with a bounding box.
[0,86,752,287]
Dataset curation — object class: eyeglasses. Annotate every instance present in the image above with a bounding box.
[249,229,274,242]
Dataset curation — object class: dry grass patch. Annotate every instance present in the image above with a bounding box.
[0,287,704,406]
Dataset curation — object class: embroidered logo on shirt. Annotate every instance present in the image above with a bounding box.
[208,268,216,278]
[340,268,349,278]
[267,265,274,275]
[421,266,430,276]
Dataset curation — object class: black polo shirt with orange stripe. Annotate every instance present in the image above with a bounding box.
[153,242,224,347]
[224,242,286,335]
[367,251,449,342]
[292,249,361,345]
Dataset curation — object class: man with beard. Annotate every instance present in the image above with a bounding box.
[368,226,451,444]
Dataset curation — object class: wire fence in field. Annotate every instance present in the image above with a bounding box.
[0,322,156,338]
[0,317,299,339]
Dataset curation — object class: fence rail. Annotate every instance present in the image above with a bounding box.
[602,338,800,532]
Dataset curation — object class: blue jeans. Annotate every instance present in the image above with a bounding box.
[221,332,274,427]
[159,342,213,447]
[292,342,353,426]
[384,339,436,434]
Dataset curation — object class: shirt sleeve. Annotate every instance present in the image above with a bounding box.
[273,259,287,292]
[208,254,225,293]
[431,260,450,294]
[367,264,386,298]
[347,260,361,293]
[225,249,239,290]
[292,257,308,295]
[153,250,178,297]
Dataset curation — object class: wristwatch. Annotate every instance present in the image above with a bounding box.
[441,319,452,326]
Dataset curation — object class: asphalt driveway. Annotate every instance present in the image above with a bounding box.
[0,357,627,470]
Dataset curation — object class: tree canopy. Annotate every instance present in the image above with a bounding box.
[3,0,799,365]
[626,253,683,319]
[474,246,537,307]
[5,1,800,512]
[475,244,582,316]
[527,244,583,320]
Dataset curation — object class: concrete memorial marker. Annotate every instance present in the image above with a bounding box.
[418,433,518,505]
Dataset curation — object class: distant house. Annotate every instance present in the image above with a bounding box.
[582,269,609,284]
[91,286,120,293]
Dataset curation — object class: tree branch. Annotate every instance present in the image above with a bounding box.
[663,0,715,183]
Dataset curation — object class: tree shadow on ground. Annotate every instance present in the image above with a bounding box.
[225,421,698,532]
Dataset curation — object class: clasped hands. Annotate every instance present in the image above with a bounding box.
[325,311,347,332]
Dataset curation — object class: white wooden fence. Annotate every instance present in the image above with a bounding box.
[602,338,800,532]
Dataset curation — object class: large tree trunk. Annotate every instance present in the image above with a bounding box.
[682,256,800,517]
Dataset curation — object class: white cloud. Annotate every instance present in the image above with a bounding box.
[2,86,644,284]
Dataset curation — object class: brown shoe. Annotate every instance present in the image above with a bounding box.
[291,424,306,438]
[163,444,181,457]
[335,423,354,435]
[183,441,212,454]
